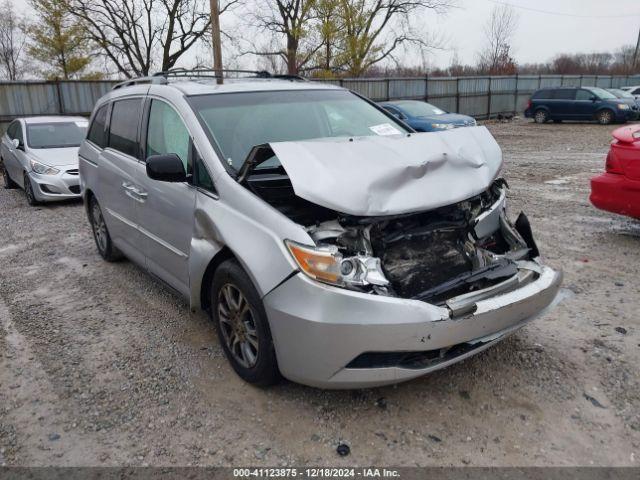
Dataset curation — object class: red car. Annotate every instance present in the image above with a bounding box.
[590,124,640,219]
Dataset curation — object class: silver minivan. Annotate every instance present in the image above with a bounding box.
[79,71,562,389]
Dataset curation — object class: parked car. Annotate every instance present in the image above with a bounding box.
[620,85,640,99]
[524,86,637,124]
[1,116,88,205]
[590,124,640,219]
[80,71,561,389]
[607,88,640,110]
[379,100,476,131]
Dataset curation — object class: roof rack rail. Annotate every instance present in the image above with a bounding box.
[112,69,307,90]
[112,76,167,90]
[154,68,276,79]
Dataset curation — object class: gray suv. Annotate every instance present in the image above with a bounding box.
[80,70,561,389]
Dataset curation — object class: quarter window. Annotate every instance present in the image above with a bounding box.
[109,99,142,158]
[194,153,215,193]
[88,104,108,148]
[6,121,17,139]
[146,100,191,174]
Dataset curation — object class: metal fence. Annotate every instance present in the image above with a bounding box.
[2,74,640,133]
[321,74,640,119]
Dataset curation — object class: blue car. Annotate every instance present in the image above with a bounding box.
[524,86,637,125]
[380,100,477,132]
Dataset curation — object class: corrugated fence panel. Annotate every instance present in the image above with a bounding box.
[491,94,516,115]
[540,76,562,87]
[561,75,581,87]
[595,76,611,88]
[516,76,540,93]
[427,78,457,97]
[490,76,516,93]
[0,82,59,117]
[581,75,597,86]
[60,81,115,114]
[341,79,387,100]
[389,78,426,99]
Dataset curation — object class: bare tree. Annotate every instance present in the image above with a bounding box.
[476,4,518,75]
[245,0,321,75]
[336,0,453,77]
[68,0,238,78]
[0,0,27,80]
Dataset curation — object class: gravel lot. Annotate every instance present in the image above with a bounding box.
[1,119,639,467]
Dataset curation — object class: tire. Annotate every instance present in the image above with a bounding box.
[23,172,40,206]
[534,109,549,124]
[597,109,614,125]
[211,259,280,386]
[2,161,17,189]
[88,196,123,262]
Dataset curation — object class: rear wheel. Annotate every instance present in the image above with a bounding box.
[211,259,280,386]
[23,173,39,206]
[534,109,549,124]
[2,161,17,189]
[597,109,614,125]
[89,196,122,261]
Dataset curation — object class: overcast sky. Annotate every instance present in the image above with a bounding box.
[428,0,640,67]
[13,0,640,70]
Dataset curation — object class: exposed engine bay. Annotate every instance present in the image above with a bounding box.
[241,150,541,310]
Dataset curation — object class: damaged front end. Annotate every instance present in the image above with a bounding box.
[301,179,543,315]
[238,129,547,315]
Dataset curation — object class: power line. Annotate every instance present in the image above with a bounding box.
[484,0,640,18]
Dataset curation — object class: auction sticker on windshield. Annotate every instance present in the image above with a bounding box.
[369,123,402,136]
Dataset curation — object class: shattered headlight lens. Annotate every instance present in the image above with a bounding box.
[285,240,389,288]
[431,123,456,130]
[30,159,59,175]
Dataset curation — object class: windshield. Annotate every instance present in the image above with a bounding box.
[26,122,88,149]
[189,89,409,170]
[395,102,445,117]
[586,87,617,100]
[609,89,634,99]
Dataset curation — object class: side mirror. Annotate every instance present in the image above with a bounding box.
[11,138,21,150]
[146,154,186,182]
[590,96,597,102]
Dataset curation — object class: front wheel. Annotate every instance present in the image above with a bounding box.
[597,109,614,125]
[89,196,122,261]
[211,259,280,386]
[23,173,39,206]
[534,109,549,124]
[2,161,17,189]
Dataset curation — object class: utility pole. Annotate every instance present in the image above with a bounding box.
[634,27,640,72]
[209,0,223,84]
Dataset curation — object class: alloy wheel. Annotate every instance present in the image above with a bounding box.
[598,110,612,125]
[91,202,108,253]
[217,283,259,368]
[534,110,547,123]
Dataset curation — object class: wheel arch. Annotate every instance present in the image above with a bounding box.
[198,246,238,313]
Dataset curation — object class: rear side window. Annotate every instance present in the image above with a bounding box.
[632,88,640,95]
[532,89,553,99]
[109,99,142,158]
[553,89,576,100]
[88,104,108,148]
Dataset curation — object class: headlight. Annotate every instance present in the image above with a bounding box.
[285,240,389,288]
[470,119,477,126]
[30,160,59,175]
[431,123,455,130]
[617,104,630,110]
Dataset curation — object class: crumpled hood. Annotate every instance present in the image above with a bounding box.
[269,126,502,216]
[29,147,79,168]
